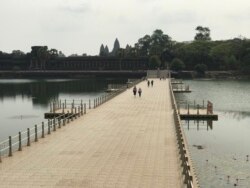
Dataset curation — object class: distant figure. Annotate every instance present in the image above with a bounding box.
[138,88,142,97]
[151,80,154,87]
[147,80,150,87]
[133,86,137,97]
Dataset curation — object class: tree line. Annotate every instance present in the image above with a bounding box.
[1,26,250,73]
[116,26,250,74]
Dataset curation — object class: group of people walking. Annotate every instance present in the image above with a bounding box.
[132,79,155,97]
[147,80,154,87]
[133,86,142,97]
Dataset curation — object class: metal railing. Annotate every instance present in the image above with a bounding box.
[49,99,94,113]
[172,84,190,91]
[0,104,84,162]
[176,100,214,116]
[0,78,144,163]
[169,80,198,188]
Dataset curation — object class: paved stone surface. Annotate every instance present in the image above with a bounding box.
[0,79,181,188]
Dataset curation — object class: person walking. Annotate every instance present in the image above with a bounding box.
[151,80,154,87]
[138,88,142,97]
[147,80,150,87]
[133,86,137,97]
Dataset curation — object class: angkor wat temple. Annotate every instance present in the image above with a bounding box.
[0,46,148,71]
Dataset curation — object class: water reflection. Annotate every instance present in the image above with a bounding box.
[184,120,213,131]
[0,78,127,140]
[0,78,126,106]
[223,111,250,121]
[176,79,250,188]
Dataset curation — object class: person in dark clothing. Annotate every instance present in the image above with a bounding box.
[133,86,137,97]
[138,88,142,97]
[147,80,150,87]
[151,80,154,87]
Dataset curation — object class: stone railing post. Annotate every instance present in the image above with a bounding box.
[18,132,22,151]
[63,114,66,126]
[48,119,51,135]
[42,122,45,138]
[58,118,61,128]
[74,107,77,119]
[8,136,12,157]
[27,128,30,146]
[35,124,38,142]
[67,111,70,123]
[53,118,56,131]
[78,106,81,117]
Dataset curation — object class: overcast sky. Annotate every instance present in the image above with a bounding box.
[0,0,250,55]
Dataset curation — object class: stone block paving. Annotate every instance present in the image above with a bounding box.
[0,79,181,188]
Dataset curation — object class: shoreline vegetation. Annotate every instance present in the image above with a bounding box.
[1,26,250,76]
[0,70,249,80]
[175,70,250,80]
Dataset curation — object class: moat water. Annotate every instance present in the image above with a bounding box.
[175,79,250,188]
[0,78,127,141]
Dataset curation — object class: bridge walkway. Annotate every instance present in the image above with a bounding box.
[0,79,181,188]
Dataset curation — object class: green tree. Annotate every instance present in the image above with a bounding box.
[12,50,25,58]
[210,42,234,70]
[170,58,185,71]
[175,41,212,70]
[149,29,172,57]
[135,35,151,56]
[224,55,238,70]
[149,55,161,69]
[134,29,172,64]
[194,64,207,74]
[49,49,58,59]
[194,26,211,41]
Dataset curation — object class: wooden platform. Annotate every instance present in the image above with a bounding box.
[173,89,192,93]
[180,114,218,120]
[179,109,218,120]
[171,81,183,84]
[44,108,83,119]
